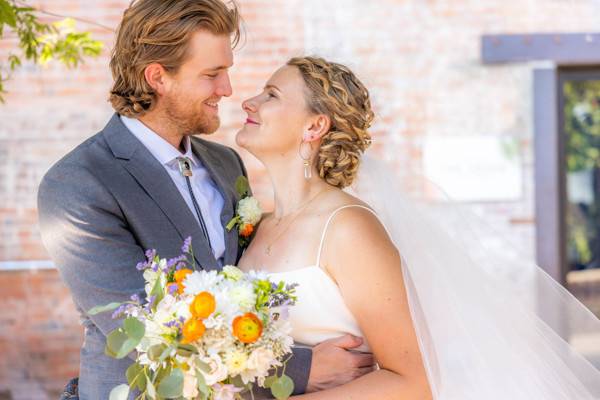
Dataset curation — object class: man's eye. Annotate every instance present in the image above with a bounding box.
[206,74,218,79]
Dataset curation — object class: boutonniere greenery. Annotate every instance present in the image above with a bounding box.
[226,176,262,247]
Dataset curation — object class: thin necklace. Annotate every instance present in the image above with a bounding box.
[265,189,328,256]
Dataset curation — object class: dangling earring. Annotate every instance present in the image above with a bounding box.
[299,140,313,180]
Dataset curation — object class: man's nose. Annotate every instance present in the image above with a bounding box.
[216,71,233,97]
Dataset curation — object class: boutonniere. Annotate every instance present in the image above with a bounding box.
[226,176,262,247]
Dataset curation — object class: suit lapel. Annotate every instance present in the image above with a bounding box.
[103,114,219,271]
[190,138,240,266]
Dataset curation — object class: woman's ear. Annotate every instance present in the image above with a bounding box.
[144,63,170,95]
[303,114,331,142]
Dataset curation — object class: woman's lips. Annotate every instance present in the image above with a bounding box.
[245,118,259,125]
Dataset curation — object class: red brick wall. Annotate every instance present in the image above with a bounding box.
[1,0,600,398]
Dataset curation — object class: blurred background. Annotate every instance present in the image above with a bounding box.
[1,0,600,398]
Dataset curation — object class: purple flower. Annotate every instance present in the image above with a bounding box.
[168,283,178,295]
[145,249,157,261]
[112,303,135,319]
[181,237,192,254]
[144,295,156,312]
[130,294,141,303]
[166,255,187,272]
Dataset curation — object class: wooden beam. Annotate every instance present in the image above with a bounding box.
[482,33,600,65]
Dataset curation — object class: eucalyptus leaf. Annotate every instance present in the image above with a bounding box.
[271,375,294,400]
[108,384,130,400]
[126,363,145,390]
[148,344,167,361]
[116,337,139,359]
[123,317,145,341]
[146,378,156,400]
[157,368,184,398]
[88,302,122,315]
[263,375,277,388]
[158,344,176,363]
[195,370,210,400]
[196,360,212,374]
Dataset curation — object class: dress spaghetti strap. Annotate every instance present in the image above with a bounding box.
[315,204,382,268]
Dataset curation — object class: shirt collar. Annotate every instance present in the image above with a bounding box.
[120,115,197,167]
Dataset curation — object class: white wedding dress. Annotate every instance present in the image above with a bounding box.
[268,205,375,354]
[267,156,600,400]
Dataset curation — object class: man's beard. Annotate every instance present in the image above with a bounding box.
[164,95,220,136]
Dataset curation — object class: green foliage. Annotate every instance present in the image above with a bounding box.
[563,80,600,172]
[563,79,600,271]
[0,0,103,101]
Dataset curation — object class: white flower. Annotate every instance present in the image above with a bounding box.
[222,265,244,281]
[228,281,256,311]
[241,348,277,384]
[183,270,224,296]
[198,353,229,386]
[224,349,248,375]
[237,197,262,225]
[212,383,242,400]
[182,369,199,399]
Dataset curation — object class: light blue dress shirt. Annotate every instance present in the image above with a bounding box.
[120,115,226,262]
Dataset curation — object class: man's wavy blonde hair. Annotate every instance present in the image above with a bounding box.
[287,56,374,189]
[109,0,241,117]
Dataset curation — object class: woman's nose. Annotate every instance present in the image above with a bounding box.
[242,98,257,113]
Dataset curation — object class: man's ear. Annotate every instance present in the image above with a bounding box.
[303,114,331,142]
[144,63,170,95]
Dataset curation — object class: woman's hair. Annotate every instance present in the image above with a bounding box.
[109,0,241,117]
[287,56,374,188]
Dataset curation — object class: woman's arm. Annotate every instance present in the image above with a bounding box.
[293,207,432,400]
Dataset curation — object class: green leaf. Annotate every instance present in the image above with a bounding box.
[195,370,210,400]
[271,375,294,400]
[157,368,184,398]
[108,384,130,400]
[148,344,167,361]
[149,274,165,308]
[123,317,145,341]
[106,329,138,359]
[88,302,122,315]
[126,363,146,391]
[196,360,212,374]
[158,344,175,363]
[235,176,250,197]
[146,377,156,400]
[104,343,117,358]
[263,375,277,388]
[0,0,17,28]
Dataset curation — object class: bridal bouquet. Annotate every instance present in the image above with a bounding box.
[89,238,298,400]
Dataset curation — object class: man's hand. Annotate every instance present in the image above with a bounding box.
[306,334,376,393]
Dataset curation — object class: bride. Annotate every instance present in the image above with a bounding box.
[235,56,600,399]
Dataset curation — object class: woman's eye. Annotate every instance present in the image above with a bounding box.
[267,92,276,99]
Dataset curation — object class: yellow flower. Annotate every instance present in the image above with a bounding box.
[190,291,216,319]
[232,313,263,344]
[181,318,206,344]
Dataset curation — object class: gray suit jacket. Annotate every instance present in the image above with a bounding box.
[38,114,311,399]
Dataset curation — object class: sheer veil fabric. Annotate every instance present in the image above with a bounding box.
[348,156,600,399]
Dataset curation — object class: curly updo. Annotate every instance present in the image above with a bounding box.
[287,56,374,188]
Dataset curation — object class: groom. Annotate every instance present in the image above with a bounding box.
[38,0,373,399]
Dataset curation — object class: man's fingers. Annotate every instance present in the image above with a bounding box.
[348,352,375,368]
[353,365,375,379]
[328,334,363,349]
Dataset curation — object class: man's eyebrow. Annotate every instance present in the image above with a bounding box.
[204,64,233,72]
